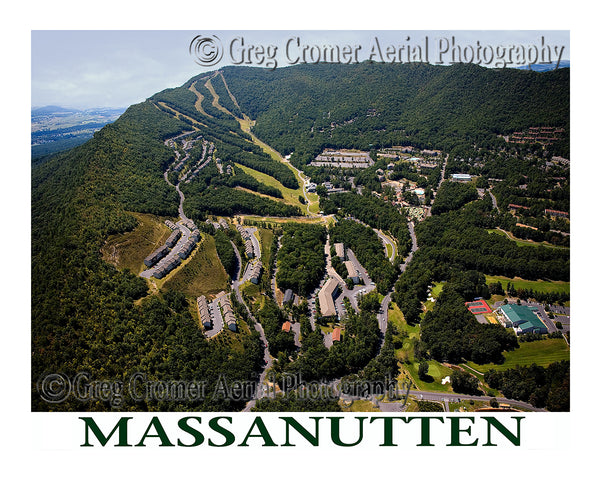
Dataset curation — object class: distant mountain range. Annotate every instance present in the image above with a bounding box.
[517,60,570,72]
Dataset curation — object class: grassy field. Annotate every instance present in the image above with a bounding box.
[161,235,230,298]
[101,212,172,275]
[465,338,570,373]
[388,302,420,362]
[242,215,329,226]
[258,227,274,269]
[430,282,445,297]
[234,163,303,210]
[236,114,321,216]
[485,275,570,295]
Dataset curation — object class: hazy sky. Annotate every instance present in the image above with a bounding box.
[32,30,569,110]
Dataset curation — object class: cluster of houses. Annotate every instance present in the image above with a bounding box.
[310,149,374,169]
[144,219,201,279]
[197,293,238,334]
[544,208,569,219]
[206,217,230,231]
[220,295,237,332]
[236,225,255,258]
[507,205,569,220]
[197,295,212,329]
[165,131,219,185]
[172,136,202,173]
[248,260,262,285]
[508,126,564,145]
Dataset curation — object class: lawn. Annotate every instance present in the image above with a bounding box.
[101,212,172,275]
[387,302,420,361]
[465,338,570,373]
[404,360,455,394]
[161,235,230,298]
[430,282,445,297]
[485,275,570,295]
[241,281,261,299]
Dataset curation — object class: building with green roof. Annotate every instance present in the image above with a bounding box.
[497,304,548,335]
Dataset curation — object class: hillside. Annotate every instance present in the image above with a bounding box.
[31,62,569,411]
[221,62,569,163]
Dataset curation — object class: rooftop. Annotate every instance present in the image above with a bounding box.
[499,304,546,331]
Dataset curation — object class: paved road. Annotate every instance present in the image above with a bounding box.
[229,240,274,412]
[400,221,418,273]
[270,235,282,302]
[378,293,392,333]
[400,389,546,412]
[438,155,448,189]
[375,229,397,262]
[204,297,224,338]
[345,216,396,263]
[489,190,499,210]
[379,220,418,333]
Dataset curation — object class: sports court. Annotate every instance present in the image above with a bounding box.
[465,299,492,314]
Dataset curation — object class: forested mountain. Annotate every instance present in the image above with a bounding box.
[32,61,569,412]
[31,97,269,412]
[222,63,569,165]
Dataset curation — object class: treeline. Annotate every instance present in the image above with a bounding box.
[329,219,397,293]
[227,167,283,199]
[320,192,411,258]
[275,223,327,297]
[251,390,341,412]
[416,205,569,281]
[509,225,570,248]
[430,181,479,215]
[185,185,301,219]
[484,361,569,411]
[489,280,569,305]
